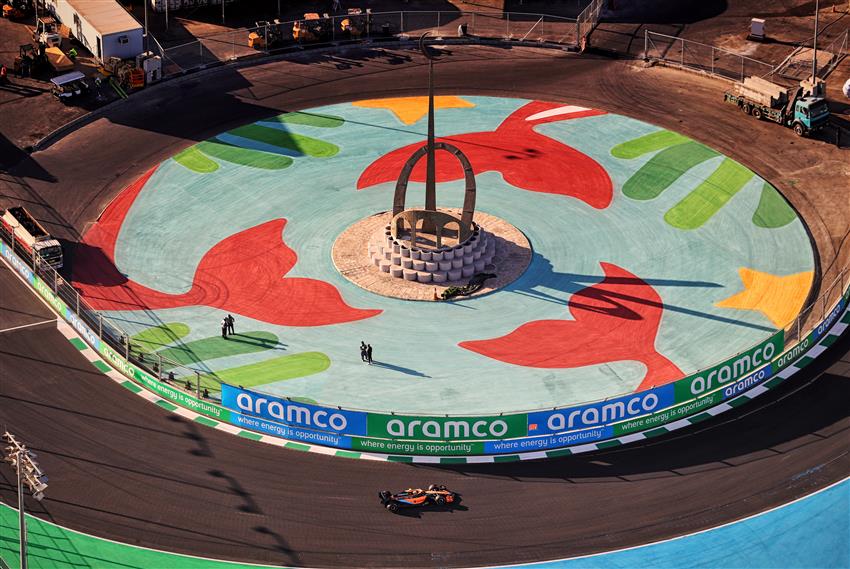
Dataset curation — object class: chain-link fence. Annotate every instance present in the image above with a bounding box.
[644,30,777,82]
[150,10,578,77]
[576,0,604,48]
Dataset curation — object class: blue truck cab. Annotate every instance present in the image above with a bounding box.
[792,97,829,136]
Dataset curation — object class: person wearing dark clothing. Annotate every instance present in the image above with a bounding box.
[366,344,373,364]
[221,318,228,338]
[226,314,235,335]
[360,341,367,362]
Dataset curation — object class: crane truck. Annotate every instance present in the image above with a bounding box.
[724,76,829,137]
[1,207,63,269]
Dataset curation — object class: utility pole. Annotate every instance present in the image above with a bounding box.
[143,0,149,52]
[812,0,819,84]
[3,432,49,569]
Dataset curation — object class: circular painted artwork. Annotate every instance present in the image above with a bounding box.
[71,96,815,415]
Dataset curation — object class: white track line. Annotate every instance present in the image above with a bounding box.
[0,318,57,334]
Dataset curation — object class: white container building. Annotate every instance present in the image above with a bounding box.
[44,0,144,62]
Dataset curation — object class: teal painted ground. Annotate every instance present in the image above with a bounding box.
[100,96,815,414]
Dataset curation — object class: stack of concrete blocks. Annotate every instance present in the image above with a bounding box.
[368,225,495,284]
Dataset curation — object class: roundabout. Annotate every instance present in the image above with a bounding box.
[0,39,848,569]
[69,95,814,417]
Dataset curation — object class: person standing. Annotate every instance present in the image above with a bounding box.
[226,314,235,335]
[221,317,228,339]
[366,344,373,364]
[360,341,367,362]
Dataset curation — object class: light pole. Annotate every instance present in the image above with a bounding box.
[812,0,820,85]
[3,432,48,569]
[419,32,438,214]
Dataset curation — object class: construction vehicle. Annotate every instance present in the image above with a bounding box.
[100,56,134,88]
[2,0,32,19]
[248,20,285,50]
[724,76,830,137]
[293,13,331,42]
[50,70,89,102]
[33,16,61,49]
[340,8,371,39]
[1,207,63,269]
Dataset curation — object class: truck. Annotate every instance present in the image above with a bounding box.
[724,76,829,137]
[1,207,63,269]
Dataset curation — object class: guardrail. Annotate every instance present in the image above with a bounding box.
[147,10,579,78]
[2,215,848,458]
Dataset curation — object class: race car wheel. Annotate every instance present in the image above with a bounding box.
[387,503,399,513]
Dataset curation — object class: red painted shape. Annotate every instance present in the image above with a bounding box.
[459,263,683,391]
[357,101,613,208]
[72,168,380,326]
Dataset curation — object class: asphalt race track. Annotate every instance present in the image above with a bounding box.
[1,45,849,567]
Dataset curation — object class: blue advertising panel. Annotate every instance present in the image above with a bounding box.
[221,384,368,436]
[527,384,676,435]
[230,412,353,449]
[721,363,773,400]
[483,426,613,454]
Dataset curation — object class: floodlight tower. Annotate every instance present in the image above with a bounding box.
[3,432,49,569]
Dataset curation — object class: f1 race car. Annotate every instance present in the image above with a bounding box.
[379,484,461,513]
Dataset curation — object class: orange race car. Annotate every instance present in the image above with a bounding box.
[379,484,461,513]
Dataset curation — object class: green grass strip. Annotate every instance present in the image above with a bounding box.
[664,158,753,229]
[198,140,293,170]
[131,322,191,354]
[611,130,690,159]
[173,146,219,173]
[69,337,88,350]
[0,501,281,568]
[752,183,797,228]
[199,352,330,391]
[227,124,339,157]
[622,141,719,200]
[156,331,280,369]
[270,111,345,128]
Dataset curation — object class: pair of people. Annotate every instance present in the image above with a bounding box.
[360,341,373,364]
[220,314,236,338]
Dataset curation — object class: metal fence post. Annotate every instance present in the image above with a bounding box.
[741,57,744,82]
[506,12,510,37]
[472,12,475,36]
[75,292,79,315]
[196,371,201,399]
[711,46,714,75]
[98,313,102,339]
[643,29,648,60]
[400,11,404,35]
[680,38,684,67]
[796,314,801,341]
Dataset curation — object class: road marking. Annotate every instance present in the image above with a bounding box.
[0,318,57,334]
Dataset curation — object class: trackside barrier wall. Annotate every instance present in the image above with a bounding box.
[3,236,849,458]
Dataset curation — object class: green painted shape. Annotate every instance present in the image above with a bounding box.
[271,111,345,128]
[285,442,310,451]
[69,337,87,350]
[200,352,330,391]
[689,413,713,424]
[156,400,178,411]
[622,141,719,200]
[335,450,361,459]
[387,455,414,462]
[644,427,669,438]
[546,448,572,458]
[238,430,263,441]
[227,124,339,158]
[664,159,754,230]
[440,457,467,464]
[728,396,752,408]
[122,380,142,393]
[596,440,622,449]
[194,416,219,428]
[173,146,219,173]
[611,130,690,159]
[0,501,280,569]
[198,140,293,170]
[795,356,815,368]
[842,311,850,324]
[494,455,521,462]
[156,332,280,369]
[131,323,191,354]
[92,360,111,373]
[820,334,839,347]
[753,183,797,228]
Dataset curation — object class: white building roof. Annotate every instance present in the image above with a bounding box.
[64,0,142,36]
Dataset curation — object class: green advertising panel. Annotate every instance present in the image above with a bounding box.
[673,331,783,402]
[613,391,724,436]
[352,437,485,456]
[366,412,528,441]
